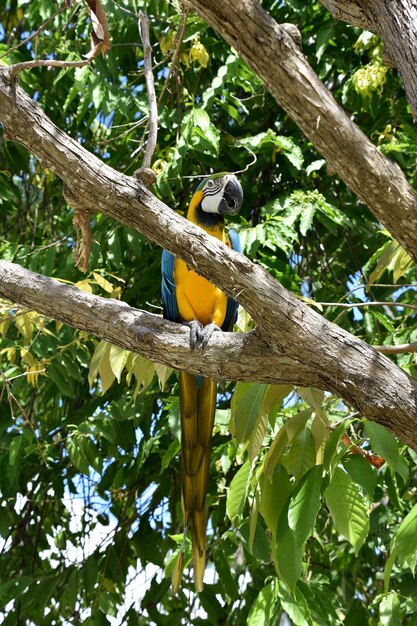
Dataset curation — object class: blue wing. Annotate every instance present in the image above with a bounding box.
[222,228,241,332]
[161,249,181,323]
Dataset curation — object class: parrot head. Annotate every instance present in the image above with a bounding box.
[197,173,243,216]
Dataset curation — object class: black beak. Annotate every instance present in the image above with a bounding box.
[218,176,243,215]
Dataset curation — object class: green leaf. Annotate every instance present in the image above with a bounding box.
[379,592,402,626]
[288,465,322,547]
[391,504,417,569]
[160,439,181,471]
[277,581,313,626]
[344,599,369,626]
[230,382,267,444]
[287,428,316,480]
[263,427,288,479]
[299,203,316,236]
[213,548,239,600]
[285,408,313,443]
[248,409,269,464]
[323,420,351,469]
[365,421,399,471]
[324,467,369,555]
[226,460,251,523]
[342,454,377,499]
[247,581,278,626]
[259,463,292,536]
[276,511,303,592]
[384,549,396,593]
[249,491,259,553]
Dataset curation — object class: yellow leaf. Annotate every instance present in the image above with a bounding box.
[21,349,35,366]
[130,355,155,398]
[109,344,129,382]
[15,313,33,342]
[74,279,93,293]
[0,319,10,337]
[88,340,109,388]
[154,362,173,390]
[99,347,116,394]
[159,32,174,54]
[189,36,209,68]
[111,286,122,299]
[92,272,114,294]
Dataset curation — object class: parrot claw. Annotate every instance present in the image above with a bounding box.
[186,320,204,350]
[185,321,222,350]
[200,323,221,350]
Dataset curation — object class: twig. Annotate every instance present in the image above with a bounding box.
[10,58,90,77]
[107,0,137,18]
[319,300,417,312]
[0,370,47,465]
[373,341,417,355]
[0,0,74,61]
[133,12,158,187]
[157,7,189,104]
[138,12,158,171]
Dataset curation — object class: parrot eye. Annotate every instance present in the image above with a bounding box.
[206,180,214,188]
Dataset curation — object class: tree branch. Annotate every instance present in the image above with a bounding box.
[181,0,417,264]
[1,63,417,447]
[137,12,158,171]
[1,260,417,450]
[319,0,417,117]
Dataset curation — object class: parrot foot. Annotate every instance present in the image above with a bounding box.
[185,321,221,350]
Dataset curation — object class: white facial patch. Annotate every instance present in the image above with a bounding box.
[201,191,223,213]
[200,176,229,213]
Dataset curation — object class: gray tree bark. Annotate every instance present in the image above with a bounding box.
[1,260,417,450]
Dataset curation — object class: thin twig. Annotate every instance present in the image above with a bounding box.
[0,370,47,465]
[138,12,158,170]
[373,341,417,355]
[319,300,417,312]
[0,0,74,61]
[107,0,137,18]
[158,7,189,104]
[10,58,90,77]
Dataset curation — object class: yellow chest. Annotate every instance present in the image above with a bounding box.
[174,198,228,327]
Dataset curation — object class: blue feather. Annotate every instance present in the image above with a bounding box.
[161,249,180,323]
[222,228,241,332]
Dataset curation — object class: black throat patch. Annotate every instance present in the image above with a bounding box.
[195,203,225,229]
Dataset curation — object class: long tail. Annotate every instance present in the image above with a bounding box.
[172,371,216,593]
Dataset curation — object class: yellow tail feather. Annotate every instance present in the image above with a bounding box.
[177,371,217,591]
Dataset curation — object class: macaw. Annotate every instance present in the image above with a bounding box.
[161,172,243,592]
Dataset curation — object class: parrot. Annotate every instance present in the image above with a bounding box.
[161,172,243,592]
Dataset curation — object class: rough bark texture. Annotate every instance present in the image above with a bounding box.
[319,0,417,117]
[182,0,417,264]
[1,260,417,449]
[1,15,417,449]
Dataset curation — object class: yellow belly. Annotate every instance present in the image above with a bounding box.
[174,259,227,327]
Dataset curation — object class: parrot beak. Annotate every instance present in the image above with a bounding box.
[218,175,243,215]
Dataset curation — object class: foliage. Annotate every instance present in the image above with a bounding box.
[1,0,417,624]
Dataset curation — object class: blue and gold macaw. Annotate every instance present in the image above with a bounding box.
[161,173,243,592]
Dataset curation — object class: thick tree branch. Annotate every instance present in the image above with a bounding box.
[319,0,417,117]
[182,0,417,264]
[1,260,417,450]
[1,68,417,447]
